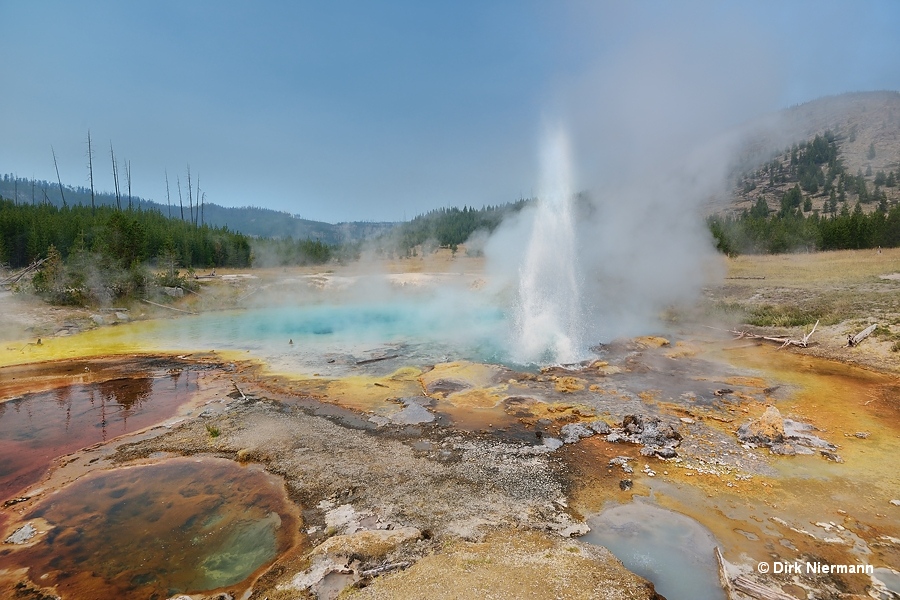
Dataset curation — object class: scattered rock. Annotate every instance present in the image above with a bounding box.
[623,414,644,435]
[855,431,870,439]
[740,409,841,458]
[609,457,633,474]
[542,437,563,451]
[890,499,900,507]
[737,406,785,445]
[605,414,681,458]
[555,376,585,393]
[587,420,611,435]
[560,423,594,444]
[820,450,844,463]
[619,479,633,491]
[163,286,184,298]
[5,523,37,544]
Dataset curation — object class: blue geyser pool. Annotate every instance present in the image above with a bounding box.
[150,299,511,373]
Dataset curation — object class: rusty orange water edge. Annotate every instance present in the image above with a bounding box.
[565,339,900,596]
[3,312,900,596]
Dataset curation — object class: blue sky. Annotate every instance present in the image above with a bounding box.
[2,1,899,223]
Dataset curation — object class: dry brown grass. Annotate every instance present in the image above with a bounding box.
[724,247,900,286]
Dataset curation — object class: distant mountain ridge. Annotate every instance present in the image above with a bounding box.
[0,175,395,246]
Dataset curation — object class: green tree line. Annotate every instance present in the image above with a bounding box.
[709,201,900,255]
[375,201,529,257]
[0,198,251,270]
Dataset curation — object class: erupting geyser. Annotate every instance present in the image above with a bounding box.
[512,127,586,364]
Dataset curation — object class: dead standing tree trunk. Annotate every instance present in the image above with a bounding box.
[165,170,172,218]
[110,142,121,211]
[177,175,185,222]
[126,159,132,211]
[87,131,95,215]
[52,146,66,207]
[187,164,194,228]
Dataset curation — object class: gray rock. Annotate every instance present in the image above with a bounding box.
[622,414,643,435]
[820,450,844,463]
[5,523,36,544]
[542,437,564,451]
[560,423,594,444]
[588,420,611,435]
[639,416,682,448]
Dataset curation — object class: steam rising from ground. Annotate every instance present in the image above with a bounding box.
[484,9,786,363]
[485,123,728,364]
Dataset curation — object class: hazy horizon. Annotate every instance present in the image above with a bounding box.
[3,1,900,223]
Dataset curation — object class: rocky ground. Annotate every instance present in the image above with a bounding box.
[1,249,899,600]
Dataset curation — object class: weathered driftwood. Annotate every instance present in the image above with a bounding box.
[714,547,735,599]
[236,287,260,302]
[140,299,196,314]
[732,575,796,600]
[232,380,247,400]
[721,320,819,349]
[0,258,47,287]
[846,323,877,347]
[359,561,410,578]
[356,354,400,366]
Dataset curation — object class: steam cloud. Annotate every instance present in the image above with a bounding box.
[485,8,784,361]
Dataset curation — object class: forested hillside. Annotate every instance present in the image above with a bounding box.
[710,91,900,254]
[369,201,529,257]
[0,199,251,270]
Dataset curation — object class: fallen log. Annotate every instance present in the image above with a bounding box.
[356,354,399,365]
[714,547,735,599]
[717,320,819,349]
[0,258,47,286]
[140,299,197,314]
[359,561,411,578]
[846,323,877,347]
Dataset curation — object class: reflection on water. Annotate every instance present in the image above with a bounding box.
[0,458,296,598]
[0,369,197,502]
[584,502,725,600]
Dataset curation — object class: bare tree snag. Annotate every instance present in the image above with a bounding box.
[126,159,132,210]
[86,131,95,215]
[165,170,172,218]
[110,142,121,210]
[177,175,185,222]
[187,164,194,228]
[52,146,66,207]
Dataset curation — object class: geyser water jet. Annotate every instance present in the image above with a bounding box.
[512,127,585,364]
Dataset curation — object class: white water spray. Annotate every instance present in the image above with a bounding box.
[512,128,585,364]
